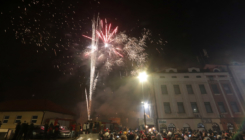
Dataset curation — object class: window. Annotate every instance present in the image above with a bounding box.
[172,76,177,78]
[184,76,189,78]
[164,102,171,113]
[213,68,220,72]
[231,102,240,113]
[31,116,38,123]
[186,85,194,94]
[192,70,197,72]
[196,76,201,78]
[204,102,213,113]
[191,102,199,113]
[218,102,226,113]
[218,75,227,77]
[211,84,220,94]
[161,85,168,95]
[15,116,22,123]
[223,84,232,94]
[174,85,181,94]
[177,102,185,113]
[160,76,165,78]
[206,75,215,78]
[3,116,9,123]
[199,85,207,94]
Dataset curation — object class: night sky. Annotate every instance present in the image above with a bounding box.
[1,0,245,119]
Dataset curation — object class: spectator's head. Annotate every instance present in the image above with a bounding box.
[204,133,207,137]
[121,135,127,140]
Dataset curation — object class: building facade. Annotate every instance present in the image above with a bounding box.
[228,63,245,101]
[204,64,245,130]
[151,67,245,132]
[0,100,75,131]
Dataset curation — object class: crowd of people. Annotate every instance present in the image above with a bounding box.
[11,121,81,140]
[11,121,34,140]
[83,121,101,134]
[97,128,245,140]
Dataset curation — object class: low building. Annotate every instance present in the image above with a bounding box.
[0,99,75,131]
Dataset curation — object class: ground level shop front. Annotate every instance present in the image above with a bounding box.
[157,119,223,133]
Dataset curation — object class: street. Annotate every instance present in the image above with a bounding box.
[77,133,100,140]
[29,133,100,140]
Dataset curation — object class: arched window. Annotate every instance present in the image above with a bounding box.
[212,123,220,131]
[168,123,176,132]
[197,123,205,128]
[160,124,167,133]
[169,70,174,73]
[227,123,234,132]
[192,69,197,72]
[197,123,205,131]
[213,68,220,72]
[183,123,190,132]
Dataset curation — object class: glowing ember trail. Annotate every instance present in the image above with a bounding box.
[85,16,100,120]
[96,19,118,45]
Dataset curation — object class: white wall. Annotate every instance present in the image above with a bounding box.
[42,111,75,124]
[152,72,220,119]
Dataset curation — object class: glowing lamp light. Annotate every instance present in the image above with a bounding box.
[105,43,109,47]
[138,72,148,82]
[145,125,148,128]
[144,103,149,109]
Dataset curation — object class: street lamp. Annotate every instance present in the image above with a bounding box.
[138,72,148,82]
[138,71,148,130]
[144,103,149,109]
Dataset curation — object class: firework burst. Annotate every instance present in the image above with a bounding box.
[83,19,150,71]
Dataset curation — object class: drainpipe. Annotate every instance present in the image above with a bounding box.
[41,111,46,125]
[151,74,159,131]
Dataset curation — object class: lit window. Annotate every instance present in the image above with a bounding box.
[204,102,213,113]
[161,85,168,95]
[164,102,171,113]
[186,85,194,94]
[3,116,9,123]
[222,84,232,94]
[177,102,185,113]
[31,116,38,123]
[211,84,220,94]
[199,85,207,94]
[15,116,22,123]
[231,102,240,113]
[218,102,226,113]
[191,102,199,113]
[174,85,181,94]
